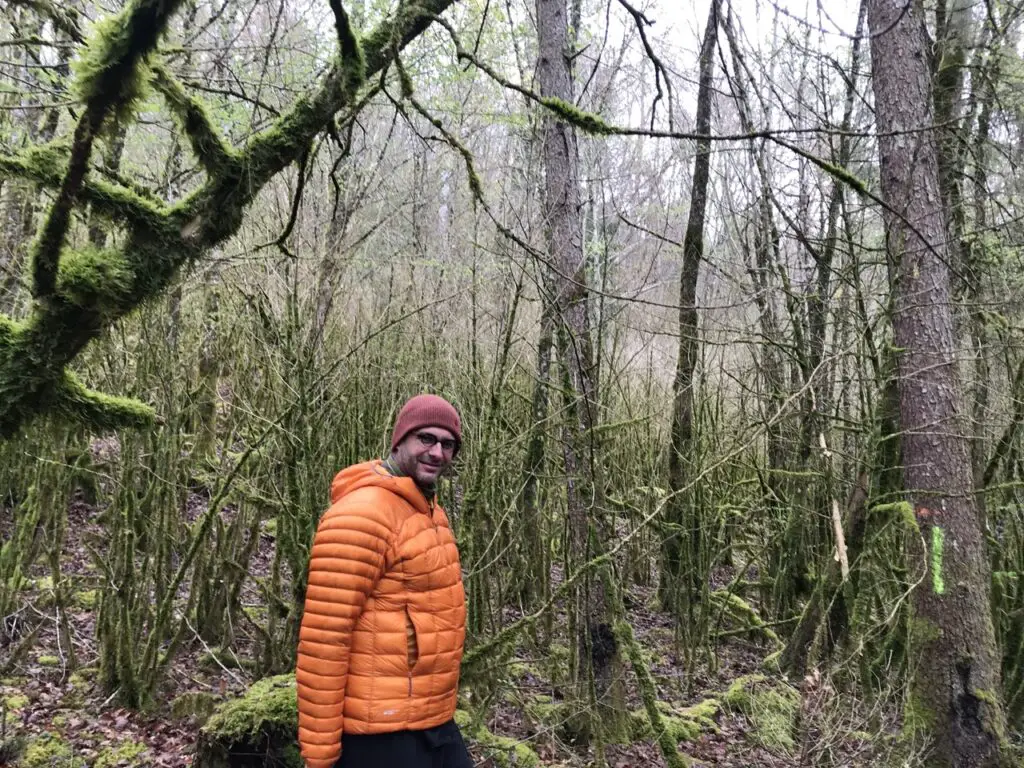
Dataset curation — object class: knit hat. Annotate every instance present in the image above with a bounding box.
[390,394,462,453]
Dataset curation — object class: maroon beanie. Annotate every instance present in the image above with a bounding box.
[390,394,462,453]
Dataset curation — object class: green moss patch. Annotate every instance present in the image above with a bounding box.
[94,738,147,767]
[723,675,800,753]
[3,693,29,711]
[628,698,720,743]
[199,648,256,672]
[73,589,99,609]
[36,655,60,667]
[21,732,85,768]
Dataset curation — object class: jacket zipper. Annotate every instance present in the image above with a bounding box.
[406,605,416,696]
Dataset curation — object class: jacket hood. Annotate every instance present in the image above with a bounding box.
[330,460,432,514]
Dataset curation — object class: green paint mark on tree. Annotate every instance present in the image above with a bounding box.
[931,525,946,595]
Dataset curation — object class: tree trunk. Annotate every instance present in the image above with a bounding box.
[867,1,1006,764]
[660,0,719,649]
[536,0,625,747]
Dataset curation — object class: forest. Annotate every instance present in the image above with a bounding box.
[0,0,1021,765]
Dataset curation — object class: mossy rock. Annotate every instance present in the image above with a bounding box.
[723,674,799,753]
[456,709,539,767]
[36,655,60,668]
[172,691,219,724]
[194,674,301,768]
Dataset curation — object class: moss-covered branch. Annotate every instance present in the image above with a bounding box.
[0,0,461,438]
[0,144,168,231]
[6,0,84,43]
[31,0,187,298]
[150,62,237,176]
[614,620,691,768]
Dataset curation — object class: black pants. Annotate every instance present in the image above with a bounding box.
[336,719,474,768]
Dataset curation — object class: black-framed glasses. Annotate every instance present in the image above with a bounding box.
[415,432,457,453]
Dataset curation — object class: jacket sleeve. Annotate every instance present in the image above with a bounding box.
[297,500,392,768]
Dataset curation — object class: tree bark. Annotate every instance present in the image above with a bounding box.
[536,0,625,746]
[660,0,719,638]
[867,1,1006,764]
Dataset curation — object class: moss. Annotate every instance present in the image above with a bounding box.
[539,96,615,135]
[150,64,236,174]
[21,732,84,768]
[628,699,720,743]
[761,650,782,672]
[31,576,54,591]
[723,675,799,753]
[871,501,919,534]
[195,675,299,768]
[69,667,97,686]
[199,648,256,672]
[460,713,540,767]
[71,0,187,123]
[73,589,99,609]
[56,246,134,313]
[903,691,937,739]
[37,655,60,667]
[242,605,267,624]
[171,691,219,723]
[55,370,155,432]
[3,693,29,710]
[710,591,781,646]
[909,614,942,645]
[628,709,689,742]
[94,739,147,767]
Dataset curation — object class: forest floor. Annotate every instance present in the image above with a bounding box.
[0,492,908,768]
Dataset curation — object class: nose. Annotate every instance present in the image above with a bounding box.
[427,441,445,459]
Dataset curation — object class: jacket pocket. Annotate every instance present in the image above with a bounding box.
[404,605,420,671]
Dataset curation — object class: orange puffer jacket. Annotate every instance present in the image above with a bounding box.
[296,460,467,768]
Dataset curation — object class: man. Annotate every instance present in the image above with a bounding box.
[297,394,472,768]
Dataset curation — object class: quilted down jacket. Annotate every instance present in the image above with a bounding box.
[296,460,467,768]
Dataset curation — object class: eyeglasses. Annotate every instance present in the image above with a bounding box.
[415,433,457,453]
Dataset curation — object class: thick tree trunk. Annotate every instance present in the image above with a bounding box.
[868,1,1006,765]
[536,0,625,747]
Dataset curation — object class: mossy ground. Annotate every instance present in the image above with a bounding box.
[18,731,150,768]
[723,674,800,753]
[456,708,540,767]
[20,732,82,768]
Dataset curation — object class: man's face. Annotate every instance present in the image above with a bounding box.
[393,426,457,487]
